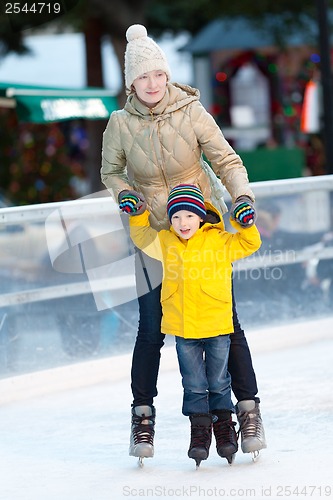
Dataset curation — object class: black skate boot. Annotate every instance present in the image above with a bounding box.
[129,405,155,466]
[236,400,267,460]
[212,410,238,465]
[188,413,213,468]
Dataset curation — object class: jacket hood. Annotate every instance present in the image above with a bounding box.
[202,201,224,230]
[124,82,200,118]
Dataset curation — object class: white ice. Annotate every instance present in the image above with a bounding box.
[1,316,333,500]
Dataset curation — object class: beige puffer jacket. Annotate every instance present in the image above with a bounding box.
[101,82,254,230]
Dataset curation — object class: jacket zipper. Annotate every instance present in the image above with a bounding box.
[149,106,169,190]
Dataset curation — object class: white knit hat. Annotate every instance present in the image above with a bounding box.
[124,24,171,89]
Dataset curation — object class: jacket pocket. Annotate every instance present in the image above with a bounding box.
[161,281,179,302]
[200,282,231,303]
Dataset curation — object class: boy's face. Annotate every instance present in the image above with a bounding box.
[171,210,203,239]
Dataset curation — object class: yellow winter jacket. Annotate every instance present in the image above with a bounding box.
[130,203,261,339]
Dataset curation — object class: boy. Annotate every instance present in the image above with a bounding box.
[120,184,261,467]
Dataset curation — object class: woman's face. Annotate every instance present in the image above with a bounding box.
[132,70,167,108]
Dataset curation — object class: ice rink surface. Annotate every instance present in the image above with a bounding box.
[1,316,333,500]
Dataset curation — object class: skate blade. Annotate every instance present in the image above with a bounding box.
[195,458,202,469]
[226,454,236,465]
[241,439,267,454]
[251,450,260,462]
[138,457,144,468]
[189,456,207,469]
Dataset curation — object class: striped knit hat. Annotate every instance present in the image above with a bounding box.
[167,184,206,222]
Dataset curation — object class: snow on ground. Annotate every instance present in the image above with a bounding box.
[1,316,333,500]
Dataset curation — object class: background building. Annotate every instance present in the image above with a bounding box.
[181,17,327,180]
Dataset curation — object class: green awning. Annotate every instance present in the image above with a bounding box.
[0,82,118,123]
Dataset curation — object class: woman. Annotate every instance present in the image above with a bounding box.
[101,24,267,462]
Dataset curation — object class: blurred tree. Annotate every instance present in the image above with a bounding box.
[146,0,320,39]
[0,109,86,204]
[2,0,330,80]
[0,23,27,57]
[1,0,333,198]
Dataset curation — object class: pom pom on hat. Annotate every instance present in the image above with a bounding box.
[167,184,207,222]
[124,24,171,90]
[126,24,147,42]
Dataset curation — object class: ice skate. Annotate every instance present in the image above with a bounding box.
[129,405,155,466]
[236,400,267,461]
[212,410,238,465]
[188,414,213,468]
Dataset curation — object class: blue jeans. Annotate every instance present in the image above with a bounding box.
[131,250,259,407]
[176,335,234,416]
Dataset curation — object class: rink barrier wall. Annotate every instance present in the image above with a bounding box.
[1,173,333,226]
[1,175,333,308]
[1,315,333,405]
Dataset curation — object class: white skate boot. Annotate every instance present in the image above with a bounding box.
[129,405,155,466]
[236,400,267,460]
